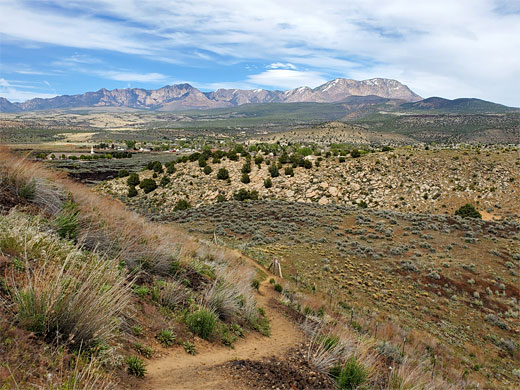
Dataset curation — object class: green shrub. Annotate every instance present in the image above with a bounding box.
[264,178,272,188]
[127,173,140,186]
[156,329,176,347]
[269,278,275,284]
[335,357,368,389]
[152,161,163,173]
[127,185,138,198]
[216,194,226,202]
[54,200,79,240]
[268,164,279,177]
[274,283,283,293]
[160,175,170,187]
[284,166,294,176]
[251,280,260,290]
[241,162,252,174]
[254,155,263,165]
[203,165,212,175]
[139,178,157,194]
[217,168,229,180]
[233,188,258,201]
[241,173,250,184]
[351,149,361,158]
[185,309,217,340]
[455,204,482,219]
[127,356,146,377]
[174,199,191,211]
[198,157,207,167]
[303,159,312,169]
[118,169,130,178]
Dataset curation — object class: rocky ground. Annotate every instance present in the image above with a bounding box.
[99,146,520,219]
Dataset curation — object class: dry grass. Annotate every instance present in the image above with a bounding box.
[2,211,132,346]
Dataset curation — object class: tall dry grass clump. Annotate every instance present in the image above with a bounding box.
[2,211,132,346]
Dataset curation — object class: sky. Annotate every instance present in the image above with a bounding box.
[0,0,519,106]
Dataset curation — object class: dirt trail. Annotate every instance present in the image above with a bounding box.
[139,260,303,390]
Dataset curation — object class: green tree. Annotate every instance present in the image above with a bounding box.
[127,173,140,186]
[217,168,229,180]
[139,178,157,194]
[455,204,482,219]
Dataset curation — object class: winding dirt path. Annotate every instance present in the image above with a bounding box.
[139,265,303,390]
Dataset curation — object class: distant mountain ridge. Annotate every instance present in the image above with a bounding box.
[0,78,422,112]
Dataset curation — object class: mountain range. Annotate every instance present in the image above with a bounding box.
[0,78,423,112]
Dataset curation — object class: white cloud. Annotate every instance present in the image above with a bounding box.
[96,71,168,83]
[0,79,57,102]
[267,63,297,70]
[246,69,327,89]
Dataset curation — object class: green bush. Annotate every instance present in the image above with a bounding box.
[233,188,258,201]
[284,166,294,176]
[273,283,283,293]
[455,204,482,219]
[216,194,226,202]
[198,156,207,167]
[351,149,361,158]
[54,200,79,240]
[118,169,130,178]
[251,280,260,290]
[127,185,138,198]
[160,175,170,187]
[156,329,176,347]
[241,173,251,184]
[217,168,229,180]
[127,173,140,186]
[139,178,157,194]
[335,357,368,389]
[127,356,146,377]
[268,164,279,178]
[241,162,252,174]
[254,155,263,165]
[185,309,217,340]
[264,178,272,188]
[203,165,212,175]
[303,159,312,169]
[174,199,191,211]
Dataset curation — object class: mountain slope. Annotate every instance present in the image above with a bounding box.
[0,78,421,112]
[401,97,516,113]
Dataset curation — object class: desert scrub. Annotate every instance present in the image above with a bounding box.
[4,212,132,347]
[156,329,176,347]
[127,355,146,377]
[455,203,482,219]
[127,173,140,186]
[274,283,283,293]
[185,308,217,340]
[217,167,229,180]
[139,178,157,194]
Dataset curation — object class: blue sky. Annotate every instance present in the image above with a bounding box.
[1,0,519,105]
